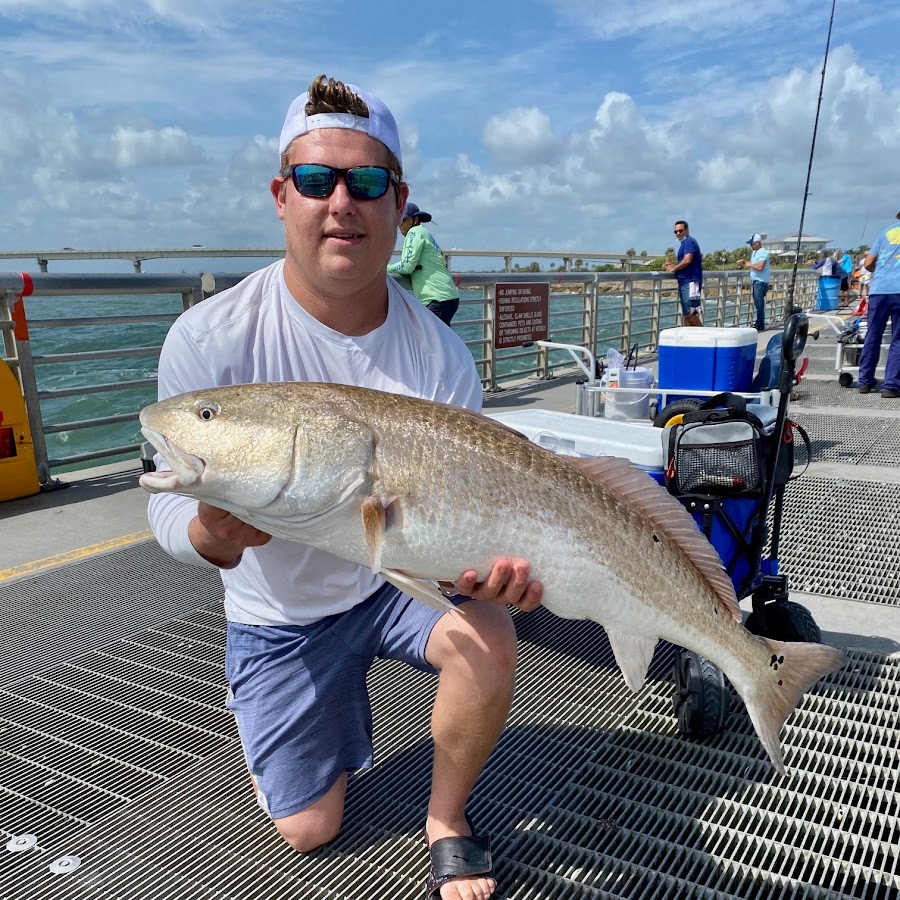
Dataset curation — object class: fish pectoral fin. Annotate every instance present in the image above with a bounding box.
[605,629,658,692]
[381,569,460,615]
[360,495,405,572]
[360,496,387,571]
[360,496,456,615]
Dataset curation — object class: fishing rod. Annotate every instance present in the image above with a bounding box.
[785,0,838,317]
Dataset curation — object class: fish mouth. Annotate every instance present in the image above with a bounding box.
[138,427,206,494]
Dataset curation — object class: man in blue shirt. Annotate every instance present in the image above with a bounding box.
[741,233,770,331]
[664,220,703,326]
[857,217,900,398]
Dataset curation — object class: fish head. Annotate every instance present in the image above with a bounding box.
[139,384,378,533]
[139,385,301,511]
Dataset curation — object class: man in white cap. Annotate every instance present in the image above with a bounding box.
[147,74,541,900]
[740,233,770,331]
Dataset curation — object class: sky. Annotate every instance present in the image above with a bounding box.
[0,0,898,272]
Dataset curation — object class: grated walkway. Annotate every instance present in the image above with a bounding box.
[1,324,898,900]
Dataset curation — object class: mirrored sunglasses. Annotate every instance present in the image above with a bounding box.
[284,164,397,200]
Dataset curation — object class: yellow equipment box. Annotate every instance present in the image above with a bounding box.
[0,359,41,502]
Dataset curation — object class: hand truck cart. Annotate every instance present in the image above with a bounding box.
[516,320,818,742]
[663,314,818,739]
[805,311,890,388]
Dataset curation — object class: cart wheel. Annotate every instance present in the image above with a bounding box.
[672,648,731,738]
[745,600,822,643]
[838,372,853,388]
[653,398,703,429]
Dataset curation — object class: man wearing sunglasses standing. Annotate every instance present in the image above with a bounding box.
[664,220,704,326]
[147,74,541,900]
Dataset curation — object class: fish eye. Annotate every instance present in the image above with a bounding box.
[196,404,220,421]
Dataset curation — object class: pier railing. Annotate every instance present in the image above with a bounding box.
[0,269,816,481]
[0,247,665,274]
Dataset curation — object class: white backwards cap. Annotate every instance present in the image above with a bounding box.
[278,83,402,166]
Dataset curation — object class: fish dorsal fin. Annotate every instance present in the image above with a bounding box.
[605,629,658,692]
[475,411,536,441]
[567,455,741,623]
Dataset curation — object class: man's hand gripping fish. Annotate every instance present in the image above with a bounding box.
[139,382,847,774]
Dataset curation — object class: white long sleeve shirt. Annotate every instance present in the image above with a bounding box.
[147,260,482,625]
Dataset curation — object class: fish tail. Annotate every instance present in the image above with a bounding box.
[743,637,847,774]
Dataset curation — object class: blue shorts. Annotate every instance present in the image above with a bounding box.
[678,281,702,317]
[224,584,450,820]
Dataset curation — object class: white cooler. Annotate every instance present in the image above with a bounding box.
[487,409,666,482]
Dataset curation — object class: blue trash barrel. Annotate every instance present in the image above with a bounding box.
[816,277,840,311]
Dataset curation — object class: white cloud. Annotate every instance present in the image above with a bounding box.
[409,42,900,255]
[698,155,757,192]
[544,0,814,39]
[483,107,560,165]
[110,126,206,168]
[0,1,897,256]
[0,0,300,35]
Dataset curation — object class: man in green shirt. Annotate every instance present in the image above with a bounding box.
[388,202,460,323]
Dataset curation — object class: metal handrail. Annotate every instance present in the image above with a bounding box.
[0,268,818,482]
[535,340,599,384]
[0,247,670,274]
[39,378,157,401]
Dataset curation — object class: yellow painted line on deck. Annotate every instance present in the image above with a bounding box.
[0,529,154,583]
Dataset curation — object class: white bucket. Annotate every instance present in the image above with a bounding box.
[603,366,653,421]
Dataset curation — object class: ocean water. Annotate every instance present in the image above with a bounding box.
[25,293,182,472]
[23,288,666,473]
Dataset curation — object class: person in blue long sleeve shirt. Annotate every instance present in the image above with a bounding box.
[807,250,841,310]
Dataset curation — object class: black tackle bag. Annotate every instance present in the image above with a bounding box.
[664,392,809,498]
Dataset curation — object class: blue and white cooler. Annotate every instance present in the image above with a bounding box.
[657,327,758,401]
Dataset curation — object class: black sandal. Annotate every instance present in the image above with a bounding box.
[424,817,494,899]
